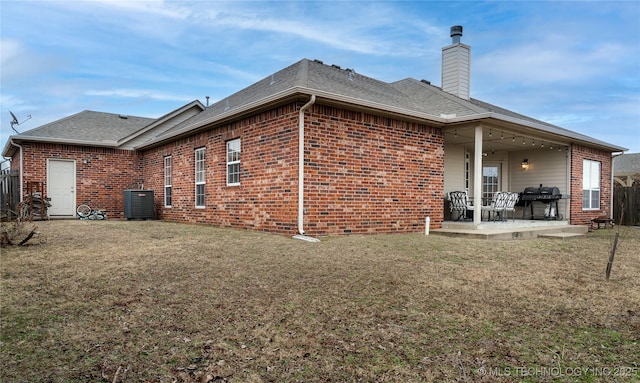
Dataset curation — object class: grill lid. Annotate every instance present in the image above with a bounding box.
[523,186,561,195]
[539,186,560,195]
[520,185,562,200]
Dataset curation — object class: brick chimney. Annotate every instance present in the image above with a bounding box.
[441,25,471,100]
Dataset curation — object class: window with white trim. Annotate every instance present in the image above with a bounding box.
[226,138,241,186]
[582,159,600,210]
[164,156,172,207]
[195,147,206,207]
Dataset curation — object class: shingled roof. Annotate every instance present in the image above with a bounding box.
[14,111,153,144]
[138,59,625,152]
[614,153,640,176]
[3,58,625,154]
[150,59,482,142]
[2,110,154,157]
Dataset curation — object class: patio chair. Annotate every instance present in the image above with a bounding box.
[503,192,520,221]
[482,192,519,221]
[481,191,508,221]
[448,191,473,221]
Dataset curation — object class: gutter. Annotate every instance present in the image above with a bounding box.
[5,136,119,150]
[9,139,24,203]
[135,86,449,150]
[117,100,205,146]
[444,113,627,153]
[133,85,626,154]
[297,95,316,236]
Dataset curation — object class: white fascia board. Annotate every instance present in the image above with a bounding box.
[309,88,448,124]
[443,112,627,152]
[135,87,449,150]
[2,136,17,158]
[132,85,625,153]
[6,135,119,149]
[135,88,304,149]
[118,100,205,146]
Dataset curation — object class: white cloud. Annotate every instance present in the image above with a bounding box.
[60,0,191,19]
[195,3,439,57]
[539,113,596,127]
[1,1,638,154]
[0,39,23,64]
[85,88,193,102]
[475,39,629,86]
[0,36,70,83]
[0,94,28,111]
[204,62,263,83]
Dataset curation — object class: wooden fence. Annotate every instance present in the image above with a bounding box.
[1,168,20,219]
[613,184,640,226]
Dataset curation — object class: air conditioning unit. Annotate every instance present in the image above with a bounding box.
[123,190,155,220]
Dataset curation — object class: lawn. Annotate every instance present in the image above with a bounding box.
[1,220,639,382]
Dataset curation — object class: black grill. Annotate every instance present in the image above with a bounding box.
[520,185,563,220]
[520,186,562,201]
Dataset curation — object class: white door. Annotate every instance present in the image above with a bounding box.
[482,163,501,205]
[47,159,76,216]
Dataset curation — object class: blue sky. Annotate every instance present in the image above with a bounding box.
[2,0,639,155]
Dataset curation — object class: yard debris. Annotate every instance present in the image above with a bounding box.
[1,221,41,247]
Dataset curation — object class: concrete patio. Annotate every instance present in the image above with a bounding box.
[432,219,588,240]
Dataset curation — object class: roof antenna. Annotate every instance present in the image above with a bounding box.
[9,111,31,134]
[206,96,210,107]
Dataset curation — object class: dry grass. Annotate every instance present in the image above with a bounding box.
[1,220,639,382]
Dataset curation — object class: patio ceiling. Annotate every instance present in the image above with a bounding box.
[443,124,570,153]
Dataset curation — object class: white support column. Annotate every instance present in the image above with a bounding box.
[473,125,483,225]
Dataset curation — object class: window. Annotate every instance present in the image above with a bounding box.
[482,164,500,205]
[582,159,600,210]
[226,138,241,186]
[164,156,172,207]
[195,147,206,207]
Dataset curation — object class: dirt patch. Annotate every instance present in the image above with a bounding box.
[1,220,639,382]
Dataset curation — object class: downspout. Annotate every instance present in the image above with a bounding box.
[298,95,316,236]
[10,139,24,203]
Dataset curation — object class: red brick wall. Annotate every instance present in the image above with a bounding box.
[142,102,445,235]
[142,104,300,231]
[16,142,140,218]
[569,144,612,225]
[303,105,444,235]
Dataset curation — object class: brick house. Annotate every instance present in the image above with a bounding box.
[2,27,626,236]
